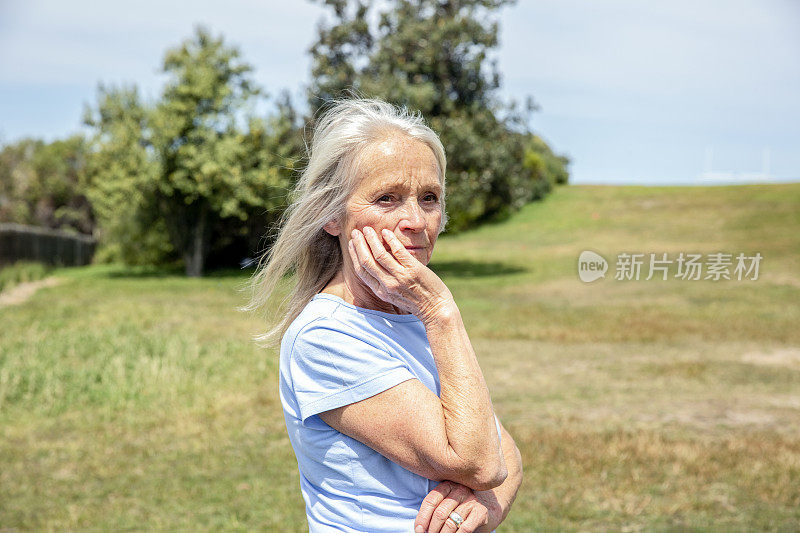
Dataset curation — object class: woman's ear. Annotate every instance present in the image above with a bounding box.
[323,219,341,236]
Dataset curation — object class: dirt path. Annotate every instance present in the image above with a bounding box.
[0,277,64,308]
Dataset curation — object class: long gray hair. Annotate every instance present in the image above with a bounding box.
[240,96,448,348]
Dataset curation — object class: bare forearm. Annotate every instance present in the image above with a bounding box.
[476,424,523,531]
[421,301,505,483]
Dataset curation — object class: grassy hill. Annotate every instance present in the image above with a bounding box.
[1,183,798,530]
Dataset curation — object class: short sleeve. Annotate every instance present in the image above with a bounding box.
[289,319,416,423]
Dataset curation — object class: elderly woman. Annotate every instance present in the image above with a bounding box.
[246,97,523,532]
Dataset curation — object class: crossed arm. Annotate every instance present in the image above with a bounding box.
[492,422,524,526]
[317,296,522,531]
[318,378,523,532]
[318,225,523,529]
[414,420,523,533]
[317,306,507,491]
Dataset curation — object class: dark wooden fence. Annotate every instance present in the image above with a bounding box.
[0,223,96,267]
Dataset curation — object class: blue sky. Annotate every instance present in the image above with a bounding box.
[1,0,798,185]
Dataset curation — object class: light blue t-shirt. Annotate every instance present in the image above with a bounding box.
[279,293,500,532]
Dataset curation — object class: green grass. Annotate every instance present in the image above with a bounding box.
[2,183,799,530]
[0,261,52,293]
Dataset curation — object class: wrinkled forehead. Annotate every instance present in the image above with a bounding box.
[351,134,442,190]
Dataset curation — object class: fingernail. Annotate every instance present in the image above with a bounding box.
[415,526,424,533]
[381,228,391,238]
[351,229,358,238]
[364,226,373,235]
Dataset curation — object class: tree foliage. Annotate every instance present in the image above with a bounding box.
[83,27,304,276]
[83,85,171,265]
[2,5,570,274]
[306,0,569,230]
[0,135,94,235]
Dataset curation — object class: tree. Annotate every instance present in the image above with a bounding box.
[0,135,94,235]
[201,91,306,270]
[149,26,264,276]
[306,0,569,231]
[0,139,40,225]
[83,85,172,265]
[307,0,373,109]
[84,27,303,276]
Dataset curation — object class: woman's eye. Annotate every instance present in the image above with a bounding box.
[376,193,438,203]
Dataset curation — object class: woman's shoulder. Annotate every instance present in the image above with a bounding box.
[282,294,368,347]
[282,292,425,355]
[284,294,344,337]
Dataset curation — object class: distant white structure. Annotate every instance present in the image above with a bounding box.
[697,146,773,183]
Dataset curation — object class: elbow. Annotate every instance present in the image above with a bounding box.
[432,444,508,491]
[473,462,509,491]
[459,458,508,491]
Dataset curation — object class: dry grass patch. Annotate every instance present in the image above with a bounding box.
[503,424,800,531]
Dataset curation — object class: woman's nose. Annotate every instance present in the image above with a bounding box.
[397,199,426,232]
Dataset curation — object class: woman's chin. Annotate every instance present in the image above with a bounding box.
[408,248,430,264]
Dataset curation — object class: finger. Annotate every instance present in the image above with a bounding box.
[450,500,487,533]
[350,229,391,281]
[380,227,419,267]
[351,230,391,292]
[358,228,420,310]
[347,237,385,294]
[428,485,471,533]
[439,503,465,533]
[415,481,453,532]
[347,238,362,276]
[362,226,403,274]
[439,499,474,533]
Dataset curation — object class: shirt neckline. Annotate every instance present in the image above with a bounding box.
[312,293,422,323]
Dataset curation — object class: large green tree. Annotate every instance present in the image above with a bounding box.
[84,27,303,276]
[83,85,171,265]
[151,27,268,276]
[306,0,568,230]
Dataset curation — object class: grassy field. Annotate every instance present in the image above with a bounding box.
[1,183,799,531]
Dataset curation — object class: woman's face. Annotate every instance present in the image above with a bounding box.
[327,133,443,266]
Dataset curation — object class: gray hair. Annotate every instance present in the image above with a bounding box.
[240,96,448,348]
